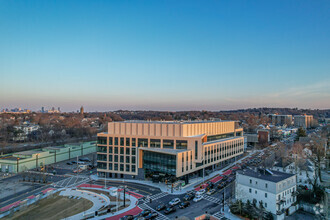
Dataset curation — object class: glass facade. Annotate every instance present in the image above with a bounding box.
[150,139,161,148]
[163,139,174,149]
[138,138,148,147]
[207,133,234,142]
[97,137,107,145]
[143,151,177,175]
[176,140,188,150]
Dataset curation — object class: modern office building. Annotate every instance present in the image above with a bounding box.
[268,114,293,126]
[236,168,298,220]
[294,115,313,129]
[97,120,244,183]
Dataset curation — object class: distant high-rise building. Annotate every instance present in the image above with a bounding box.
[41,107,45,113]
[58,107,61,112]
[294,115,313,129]
[80,106,84,114]
[268,114,292,126]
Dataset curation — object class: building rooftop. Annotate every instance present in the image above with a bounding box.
[13,150,44,156]
[111,120,235,124]
[237,168,295,183]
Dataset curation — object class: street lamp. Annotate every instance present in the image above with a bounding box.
[16,157,20,173]
[36,153,39,171]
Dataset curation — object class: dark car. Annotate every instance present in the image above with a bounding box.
[183,194,194,201]
[164,207,176,214]
[156,204,166,211]
[179,201,190,209]
[207,181,214,189]
[71,161,77,164]
[66,162,73,165]
[120,215,134,220]
[140,209,151,217]
[145,212,158,220]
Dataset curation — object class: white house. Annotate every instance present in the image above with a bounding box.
[274,158,315,189]
[236,168,298,220]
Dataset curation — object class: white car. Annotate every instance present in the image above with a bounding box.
[193,195,203,202]
[196,189,206,196]
[206,189,216,195]
[169,198,181,206]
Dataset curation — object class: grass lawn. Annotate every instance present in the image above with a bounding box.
[4,193,93,220]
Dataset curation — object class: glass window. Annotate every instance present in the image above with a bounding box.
[109,137,113,145]
[126,147,130,155]
[120,137,124,146]
[109,163,113,170]
[114,155,118,162]
[114,163,118,170]
[109,155,113,162]
[97,162,107,169]
[97,137,107,145]
[109,146,113,154]
[97,146,107,153]
[132,148,136,155]
[132,165,136,172]
[120,156,124,163]
[97,154,107,161]
[150,139,161,148]
[142,151,177,176]
[126,138,130,146]
[114,147,118,154]
[163,139,174,149]
[249,188,252,193]
[126,156,130,163]
[132,138,136,147]
[126,164,130,172]
[195,141,198,159]
[176,140,188,150]
[138,138,148,147]
[114,137,118,145]
[265,183,268,188]
[120,164,124,171]
[265,193,267,198]
[120,147,124,154]
[132,156,136,164]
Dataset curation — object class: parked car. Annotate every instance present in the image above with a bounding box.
[164,206,176,214]
[196,189,206,196]
[66,162,73,165]
[156,204,166,211]
[145,212,158,220]
[193,195,203,202]
[120,215,134,220]
[169,198,181,206]
[206,189,216,195]
[179,201,190,209]
[133,217,145,220]
[71,161,77,164]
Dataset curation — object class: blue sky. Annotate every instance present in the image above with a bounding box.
[1,0,329,111]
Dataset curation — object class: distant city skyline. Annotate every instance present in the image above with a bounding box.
[1,1,330,111]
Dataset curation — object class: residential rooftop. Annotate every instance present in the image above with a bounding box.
[237,168,295,183]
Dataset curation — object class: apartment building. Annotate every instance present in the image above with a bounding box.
[268,114,293,126]
[236,168,298,220]
[294,115,313,129]
[97,120,244,183]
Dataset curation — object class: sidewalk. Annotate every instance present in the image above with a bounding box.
[92,150,258,195]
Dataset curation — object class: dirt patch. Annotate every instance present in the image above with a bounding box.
[3,193,93,220]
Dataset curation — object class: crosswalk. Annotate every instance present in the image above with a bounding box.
[148,192,168,201]
[53,176,89,188]
[203,195,222,204]
[138,203,169,220]
[212,211,224,219]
